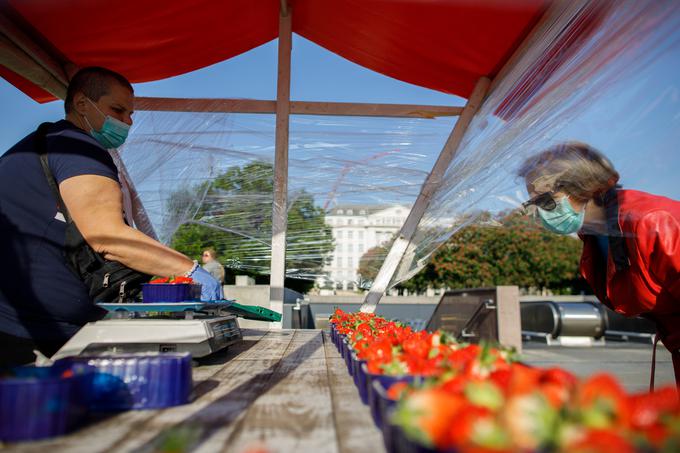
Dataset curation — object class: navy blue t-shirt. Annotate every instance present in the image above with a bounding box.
[0,120,119,343]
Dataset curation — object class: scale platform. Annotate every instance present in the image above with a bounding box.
[51,302,244,360]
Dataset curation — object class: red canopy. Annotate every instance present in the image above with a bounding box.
[2,0,545,103]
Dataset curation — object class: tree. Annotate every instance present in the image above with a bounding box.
[169,161,334,292]
[431,210,583,294]
[357,210,585,295]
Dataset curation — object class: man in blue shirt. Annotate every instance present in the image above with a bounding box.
[0,67,222,367]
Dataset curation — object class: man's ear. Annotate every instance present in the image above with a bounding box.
[72,92,89,116]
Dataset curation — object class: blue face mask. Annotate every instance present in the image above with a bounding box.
[537,196,585,235]
[84,98,130,149]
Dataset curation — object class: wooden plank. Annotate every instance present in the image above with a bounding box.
[208,331,337,453]
[3,329,284,453]
[87,330,297,452]
[133,97,277,114]
[0,34,66,99]
[291,101,461,118]
[0,2,70,98]
[3,330,371,453]
[269,7,292,328]
[133,96,463,119]
[323,332,385,453]
[361,76,491,312]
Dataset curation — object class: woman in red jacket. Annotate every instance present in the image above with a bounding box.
[518,142,680,386]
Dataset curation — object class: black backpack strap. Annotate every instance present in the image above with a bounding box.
[35,122,73,224]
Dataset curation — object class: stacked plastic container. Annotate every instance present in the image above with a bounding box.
[0,352,193,442]
[329,323,423,449]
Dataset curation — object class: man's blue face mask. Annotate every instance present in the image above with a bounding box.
[536,195,585,235]
[84,98,130,149]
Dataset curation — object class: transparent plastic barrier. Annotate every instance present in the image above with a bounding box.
[117,110,457,286]
[392,0,680,287]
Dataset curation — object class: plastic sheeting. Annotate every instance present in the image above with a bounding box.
[118,111,457,283]
[392,0,680,287]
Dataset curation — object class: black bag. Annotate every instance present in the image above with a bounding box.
[35,122,150,303]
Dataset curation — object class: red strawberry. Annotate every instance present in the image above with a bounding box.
[392,388,465,449]
[564,428,635,453]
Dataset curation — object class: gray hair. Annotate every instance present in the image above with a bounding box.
[518,142,619,204]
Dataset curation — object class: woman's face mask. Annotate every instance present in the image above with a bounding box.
[83,98,130,149]
[536,195,585,235]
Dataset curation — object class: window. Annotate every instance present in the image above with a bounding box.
[358,244,364,253]
[360,210,366,215]
[347,209,353,215]
[348,244,354,253]
[337,209,344,215]
[337,231,343,239]
[358,231,364,240]
[358,219,364,225]
[347,231,353,239]
[337,244,343,252]
[347,219,353,225]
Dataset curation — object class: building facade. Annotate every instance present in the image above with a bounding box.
[322,204,410,290]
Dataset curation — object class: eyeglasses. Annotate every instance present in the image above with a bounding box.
[522,192,556,212]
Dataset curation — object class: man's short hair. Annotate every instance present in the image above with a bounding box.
[64,67,133,114]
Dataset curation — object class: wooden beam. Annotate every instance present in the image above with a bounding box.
[0,2,71,97]
[269,5,292,328]
[360,76,491,313]
[134,97,277,114]
[134,97,463,119]
[0,34,66,98]
[280,0,290,17]
[291,101,462,118]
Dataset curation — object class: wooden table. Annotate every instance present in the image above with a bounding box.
[5,329,385,453]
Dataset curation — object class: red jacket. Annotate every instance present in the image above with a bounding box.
[580,189,680,350]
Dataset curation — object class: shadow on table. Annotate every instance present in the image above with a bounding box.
[135,333,323,452]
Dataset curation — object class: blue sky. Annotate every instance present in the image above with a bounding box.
[2,31,679,207]
[0,36,462,153]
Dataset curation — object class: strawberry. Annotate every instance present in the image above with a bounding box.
[386,381,411,401]
[501,392,559,451]
[392,388,465,449]
[563,428,635,453]
[575,373,630,430]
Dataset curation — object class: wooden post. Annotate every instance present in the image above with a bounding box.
[269,3,292,328]
[0,2,70,97]
[360,77,491,313]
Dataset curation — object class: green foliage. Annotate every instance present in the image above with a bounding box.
[431,211,583,293]
[358,210,584,294]
[168,161,333,292]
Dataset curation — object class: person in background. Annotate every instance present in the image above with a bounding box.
[0,67,222,367]
[518,141,680,386]
[202,248,226,285]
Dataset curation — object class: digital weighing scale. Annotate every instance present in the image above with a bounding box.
[50,300,277,361]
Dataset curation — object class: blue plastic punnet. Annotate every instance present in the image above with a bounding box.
[0,365,92,441]
[141,283,201,302]
[54,353,193,411]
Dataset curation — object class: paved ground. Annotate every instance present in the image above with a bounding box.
[521,341,675,392]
